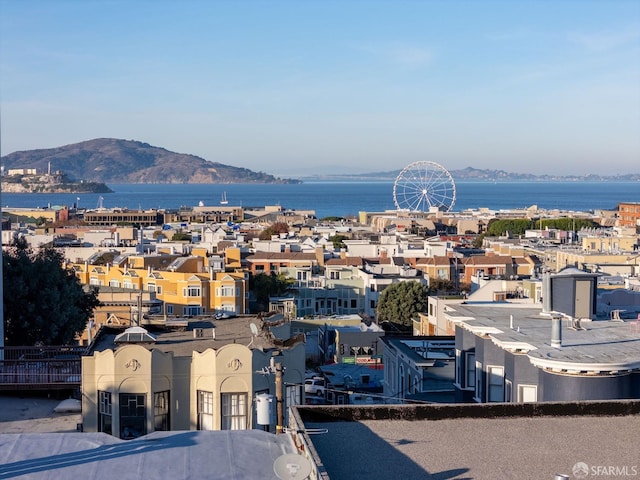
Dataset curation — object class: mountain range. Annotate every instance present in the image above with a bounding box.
[299,167,640,182]
[2,138,638,183]
[1,138,299,184]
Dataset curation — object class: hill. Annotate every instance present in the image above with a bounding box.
[1,138,300,184]
[300,166,640,182]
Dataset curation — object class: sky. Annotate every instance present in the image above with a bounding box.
[1,1,639,177]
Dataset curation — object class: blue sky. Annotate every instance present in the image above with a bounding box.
[1,1,639,177]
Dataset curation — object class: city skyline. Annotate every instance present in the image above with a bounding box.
[1,1,639,177]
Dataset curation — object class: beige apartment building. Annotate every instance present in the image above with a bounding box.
[81,316,306,438]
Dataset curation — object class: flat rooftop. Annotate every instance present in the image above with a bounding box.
[91,315,298,357]
[0,430,297,480]
[445,302,640,372]
[294,401,640,480]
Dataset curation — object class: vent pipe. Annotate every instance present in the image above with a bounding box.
[551,313,562,348]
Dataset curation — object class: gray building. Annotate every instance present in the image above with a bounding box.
[451,268,640,403]
[381,336,456,403]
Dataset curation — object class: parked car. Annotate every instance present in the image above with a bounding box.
[305,377,325,396]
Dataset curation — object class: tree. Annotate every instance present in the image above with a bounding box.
[3,237,101,346]
[329,234,348,250]
[258,222,290,240]
[249,272,296,312]
[171,231,192,241]
[376,281,430,328]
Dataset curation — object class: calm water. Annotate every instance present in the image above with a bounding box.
[1,181,638,219]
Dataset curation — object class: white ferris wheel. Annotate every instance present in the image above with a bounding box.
[393,161,456,212]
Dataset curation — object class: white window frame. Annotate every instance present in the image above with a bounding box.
[517,384,538,403]
[184,286,201,297]
[220,285,235,297]
[464,352,475,391]
[221,392,248,430]
[197,390,214,430]
[473,361,482,402]
[486,365,504,402]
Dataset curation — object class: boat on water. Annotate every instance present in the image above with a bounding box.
[220,192,228,205]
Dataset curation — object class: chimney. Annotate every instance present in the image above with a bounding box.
[551,313,562,348]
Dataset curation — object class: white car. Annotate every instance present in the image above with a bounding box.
[304,377,325,396]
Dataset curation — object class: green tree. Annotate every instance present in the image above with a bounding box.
[171,232,192,241]
[329,234,348,250]
[249,272,296,312]
[3,237,101,346]
[376,281,430,328]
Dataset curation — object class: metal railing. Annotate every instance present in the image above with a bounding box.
[0,346,87,391]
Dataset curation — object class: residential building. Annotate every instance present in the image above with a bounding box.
[618,201,640,228]
[449,269,640,403]
[81,315,306,438]
[381,336,456,402]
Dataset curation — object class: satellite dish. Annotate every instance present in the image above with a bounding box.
[250,323,259,336]
[273,453,312,480]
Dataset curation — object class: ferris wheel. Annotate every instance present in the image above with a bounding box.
[393,161,456,212]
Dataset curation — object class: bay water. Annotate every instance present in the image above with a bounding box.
[1,181,638,219]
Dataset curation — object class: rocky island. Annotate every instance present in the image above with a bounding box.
[2,168,113,194]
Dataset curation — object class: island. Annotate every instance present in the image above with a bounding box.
[2,168,113,194]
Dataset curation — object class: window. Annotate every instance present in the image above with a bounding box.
[505,380,513,402]
[518,385,537,403]
[297,271,307,281]
[437,268,448,279]
[109,280,121,288]
[184,305,201,316]
[148,283,162,294]
[221,393,248,430]
[455,350,461,386]
[197,391,214,430]
[119,393,146,439]
[487,366,504,402]
[184,286,201,297]
[154,391,170,431]
[90,277,100,286]
[123,280,133,289]
[166,305,174,315]
[98,391,112,435]
[475,361,482,401]
[351,299,357,309]
[464,352,475,390]
[220,286,235,297]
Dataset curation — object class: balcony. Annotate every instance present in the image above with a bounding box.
[0,346,86,391]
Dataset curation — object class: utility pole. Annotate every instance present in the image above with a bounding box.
[275,361,284,434]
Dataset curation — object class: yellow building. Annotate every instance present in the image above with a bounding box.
[581,233,637,253]
[70,254,248,316]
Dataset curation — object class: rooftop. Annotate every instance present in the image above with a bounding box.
[91,315,299,356]
[293,401,640,480]
[445,302,640,373]
[0,430,298,480]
